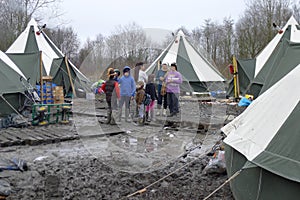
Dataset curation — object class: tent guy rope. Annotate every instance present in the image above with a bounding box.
[203,169,242,200]
[126,151,208,198]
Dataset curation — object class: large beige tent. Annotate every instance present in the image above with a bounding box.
[6,18,90,96]
[146,30,225,92]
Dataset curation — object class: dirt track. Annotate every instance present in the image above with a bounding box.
[0,101,244,199]
[1,138,233,200]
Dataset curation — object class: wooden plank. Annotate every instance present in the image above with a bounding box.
[0,134,10,142]
[0,131,21,141]
[6,131,25,143]
[18,130,39,141]
[23,131,44,140]
[34,130,55,139]
[32,131,56,144]
[0,131,22,146]
[43,129,62,137]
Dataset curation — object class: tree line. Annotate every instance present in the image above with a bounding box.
[1,0,300,80]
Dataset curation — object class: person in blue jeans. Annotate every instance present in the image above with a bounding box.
[118,66,136,122]
[155,63,168,116]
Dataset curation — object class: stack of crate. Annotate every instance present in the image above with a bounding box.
[42,76,53,104]
[53,86,64,104]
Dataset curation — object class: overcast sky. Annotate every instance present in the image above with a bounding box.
[58,0,246,43]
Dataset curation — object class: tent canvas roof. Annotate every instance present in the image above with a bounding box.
[6,19,62,75]
[222,64,300,182]
[0,50,26,94]
[0,51,26,80]
[254,16,299,77]
[227,16,299,97]
[246,22,300,97]
[6,18,90,93]
[7,52,44,86]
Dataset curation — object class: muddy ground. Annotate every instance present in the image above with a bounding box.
[0,101,244,200]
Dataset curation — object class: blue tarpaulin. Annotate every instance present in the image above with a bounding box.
[238,97,252,107]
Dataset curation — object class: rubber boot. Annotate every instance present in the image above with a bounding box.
[135,105,139,118]
[146,111,150,122]
[110,110,117,125]
[125,108,131,122]
[105,109,111,124]
[150,110,154,122]
[162,109,167,116]
[117,108,122,122]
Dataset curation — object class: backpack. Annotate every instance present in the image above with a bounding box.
[143,93,151,106]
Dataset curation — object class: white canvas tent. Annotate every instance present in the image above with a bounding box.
[146,30,225,92]
[227,16,299,97]
[222,64,300,199]
[0,50,27,116]
[6,18,90,95]
[253,16,299,77]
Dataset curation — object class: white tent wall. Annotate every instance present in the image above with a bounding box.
[182,36,224,82]
[0,51,26,79]
[222,63,300,160]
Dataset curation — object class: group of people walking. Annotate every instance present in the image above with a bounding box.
[101,62,183,125]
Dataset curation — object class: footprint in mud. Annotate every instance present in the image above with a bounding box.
[44,175,62,199]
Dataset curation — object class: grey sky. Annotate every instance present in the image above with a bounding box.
[59,0,246,42]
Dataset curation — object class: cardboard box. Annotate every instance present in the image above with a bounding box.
[53,86,64,104]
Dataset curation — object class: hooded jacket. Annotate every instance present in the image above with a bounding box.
[119,66,136,97]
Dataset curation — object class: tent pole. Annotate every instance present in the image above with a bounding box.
[233,55,240,99]
[0,94,27,124]
[64,56,76,98]
[157,60,160,71]
[39,51,43,103]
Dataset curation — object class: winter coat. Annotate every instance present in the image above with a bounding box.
[145,83,157,101]
[165,70,183,94]
[101,78,120,102]
[135,88,145,105]
[119,66,136,97]
[138,70,148,85]
[156,69,167,85]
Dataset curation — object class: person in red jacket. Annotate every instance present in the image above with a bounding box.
[101,68,120,125]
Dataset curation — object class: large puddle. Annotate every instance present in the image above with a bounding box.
[71,98,226,173]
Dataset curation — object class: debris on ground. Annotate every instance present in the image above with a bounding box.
[0,158,28,172]
[0,179,11,197]
[202,150,226,175]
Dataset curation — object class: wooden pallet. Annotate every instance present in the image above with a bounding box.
[0,125,78,147]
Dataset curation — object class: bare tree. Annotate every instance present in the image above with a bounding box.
[0,0,62,51]
[291,1,300,22]
[105,22,152,67]
[77,37,100,80]
[236,0,293,58]
[46,26,80,61]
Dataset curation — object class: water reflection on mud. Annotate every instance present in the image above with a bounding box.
[111,130,175,153]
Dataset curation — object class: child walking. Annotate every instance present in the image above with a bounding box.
[101,68,120,125]
[145,74,157,122]
[135,81,145,125]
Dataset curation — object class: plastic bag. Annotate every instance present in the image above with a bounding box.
[202,150,226,174]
